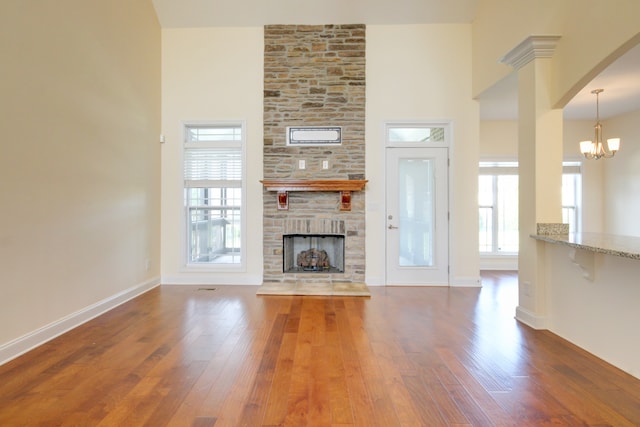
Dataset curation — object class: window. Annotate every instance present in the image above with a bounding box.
[387,125,446,144]
[561,162,581,233]
[478,161,581,253]
[479,162,519,254]
[184,124,244,266]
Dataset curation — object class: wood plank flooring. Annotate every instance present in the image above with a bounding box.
[1,271,640,426]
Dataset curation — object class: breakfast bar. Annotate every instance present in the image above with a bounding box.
[531,230,640,380]
[531,232,640,260]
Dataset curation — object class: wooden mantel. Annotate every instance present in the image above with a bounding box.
[260,179,367,211]
[260,179,367,192]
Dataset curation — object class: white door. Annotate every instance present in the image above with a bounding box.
[386,147,449,285]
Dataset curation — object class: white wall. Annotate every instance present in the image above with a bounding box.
[472,0,566,99]
[0,0,161,362]
[473,0,640,107]
[564,120,605,233]
[603,110,640,237]
[479,120,517,159]
[366,24,481,286]
[544,243,640,379]
[160,27,264,285]
[481,119,592,159]
[161,24,481,287]
[564,111,640,236]
[541,110,640,379]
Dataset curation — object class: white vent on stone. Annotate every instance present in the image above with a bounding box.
[286,126,342,146]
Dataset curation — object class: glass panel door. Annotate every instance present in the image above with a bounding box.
[386,147,448,285]
[398,158,434,266]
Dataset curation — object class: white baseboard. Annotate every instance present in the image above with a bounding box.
[365,276,384,286]
[480,256,518,271]
[367,276,481,287]
[450,276,482,287]
[161,274,262,285]
[0,277,160,366]
[515,305,547,330]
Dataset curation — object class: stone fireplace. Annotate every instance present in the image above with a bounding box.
[263,24,366,284]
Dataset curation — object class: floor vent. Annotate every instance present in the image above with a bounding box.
[197,287,217,291]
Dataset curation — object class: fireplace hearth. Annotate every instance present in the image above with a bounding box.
[283,234,345,273]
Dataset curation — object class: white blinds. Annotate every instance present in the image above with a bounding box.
[184,148,242,188]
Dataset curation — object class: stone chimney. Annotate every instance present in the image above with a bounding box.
[263,24,366,284]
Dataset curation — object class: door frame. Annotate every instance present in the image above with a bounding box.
[383,121,451,286]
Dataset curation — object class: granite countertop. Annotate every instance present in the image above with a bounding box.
[531,232,640,260]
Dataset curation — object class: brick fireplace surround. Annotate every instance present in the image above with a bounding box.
[262,24,366,284]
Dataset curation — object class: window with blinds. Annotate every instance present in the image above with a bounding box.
[184,124,244,266]
[184,149,242,186]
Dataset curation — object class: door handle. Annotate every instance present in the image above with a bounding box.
[388,224,398,229]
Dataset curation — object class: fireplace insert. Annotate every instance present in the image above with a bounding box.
[283,234,345,273]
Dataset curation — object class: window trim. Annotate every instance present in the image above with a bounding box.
[561,161,582,234]
[478,170,519,255]
[385,122,450,148]
[181,120,247,272]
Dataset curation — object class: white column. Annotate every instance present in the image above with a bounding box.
[500,36,564,329]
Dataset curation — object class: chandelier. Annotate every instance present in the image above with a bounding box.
[579,89,620,160]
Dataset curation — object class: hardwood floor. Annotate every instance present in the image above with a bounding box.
[1,271,640,426]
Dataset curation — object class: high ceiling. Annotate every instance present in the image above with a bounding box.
[151,0,640,121]
[478,43,640,121]
[151,0,479,27]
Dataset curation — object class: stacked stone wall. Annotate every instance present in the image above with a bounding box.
[263,24,366,283]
